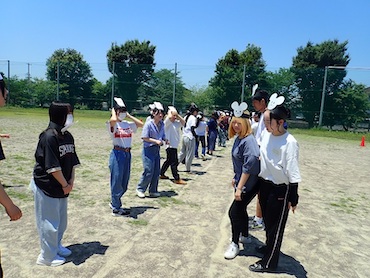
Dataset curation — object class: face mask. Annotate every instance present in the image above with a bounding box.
[61,114,74,133]
[119,112,127,120]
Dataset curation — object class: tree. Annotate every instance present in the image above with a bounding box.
[107,40,156,111]
[329,81,369,130]
[291,40,350,126]
[32,78,58,107]
[46,48,94,105]
[209,44,267,109]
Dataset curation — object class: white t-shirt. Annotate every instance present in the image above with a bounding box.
[255,112,265,145]
[164,117,182,148]
[259,131,301,185]
[183,114,197,140]
[107,121,137,148]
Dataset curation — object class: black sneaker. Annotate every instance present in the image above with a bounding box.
[112,208,130,217]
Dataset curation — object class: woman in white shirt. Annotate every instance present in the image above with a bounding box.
[249,105,301,273]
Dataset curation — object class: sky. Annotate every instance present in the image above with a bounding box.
[2,0,370,87]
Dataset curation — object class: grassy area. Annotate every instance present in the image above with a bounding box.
[1,106,368,141]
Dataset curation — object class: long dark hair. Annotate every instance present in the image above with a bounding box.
[49,102,70,126]
[0,73,6,97]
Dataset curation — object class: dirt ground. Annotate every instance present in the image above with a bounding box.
[0,116,369,278]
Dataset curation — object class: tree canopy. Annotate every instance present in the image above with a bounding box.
[107,40,156,111]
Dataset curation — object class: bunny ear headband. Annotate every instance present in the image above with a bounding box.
[251,84,258,96]
[267,93,285,110]
[231,101,248,117]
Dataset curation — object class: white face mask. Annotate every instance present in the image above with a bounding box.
[119,112,127,120]
[61,114,74,133]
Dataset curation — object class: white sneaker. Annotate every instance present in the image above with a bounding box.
[239,235,252,244]
[36,254,66,266]
[224,242,239,259]
[136,189,145,198]
[58,245,72,257]
[149,192,161,198]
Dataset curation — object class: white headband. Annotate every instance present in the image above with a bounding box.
[231,101,248,117]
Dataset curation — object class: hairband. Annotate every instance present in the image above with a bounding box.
[231,101,248,117]
[267,93,285,110]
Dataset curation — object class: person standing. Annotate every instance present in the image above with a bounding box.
[250,89,270,229]
[206,111,219,156]
[108,97,143,216]
[160,106,187,185]
[249,104,301,272]
[136,102,166,198]
[194,112,207,161]
[224,105,260,260]
[30,102,80,267]
[178,104,198,172]
[0,74,22,277]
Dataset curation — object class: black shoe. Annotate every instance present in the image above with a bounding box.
[255,245,267,254]
[249,261,275,273]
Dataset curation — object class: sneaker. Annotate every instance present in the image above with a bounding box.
[149,192,161,198]
[174,179,187,185]
[201,154,206,161]
[136,189,145,198]
[249,220,265,230]
[224,242,239,259]
[160,175,169,179]
[239,235,252,244]
[58,245,72,257]
[112,208,130,217]
[36,254,66,267]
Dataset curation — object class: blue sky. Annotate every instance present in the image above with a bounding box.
[2,0,370,87]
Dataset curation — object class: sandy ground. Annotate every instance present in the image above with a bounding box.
[0,116,369,278]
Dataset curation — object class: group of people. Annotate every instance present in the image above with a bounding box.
[224,89,301,273]
[0,80,300,273]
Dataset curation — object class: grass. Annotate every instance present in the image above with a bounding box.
[289,127,368,141]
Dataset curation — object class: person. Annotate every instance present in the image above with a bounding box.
[108,97,143,216]
[249,104,301,272]
[224,108,260,260]
[250,89,270,230]
[178,103,198,172]
[0,74,22,277]
[218,112,227,147]
[159,106,187,185]
[30,102,80,267]
[251,111,261,136]
[136,102,167,198]
[194,112,207,161]
[206,111,219,155]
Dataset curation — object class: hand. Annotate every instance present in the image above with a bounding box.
[63,183,74,195]
[156,139,163,146]
[288,202,297,213]
[234,188,242,201]
[6,204,22,221]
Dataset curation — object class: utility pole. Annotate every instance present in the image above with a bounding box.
[172,63,177,106]
[241,65,246,103]
[111,61,115,108]
[56,61,60,101]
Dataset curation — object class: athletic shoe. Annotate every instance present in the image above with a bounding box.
[159,175,169,179]
[112,208,130,217]
[224,242,239,259]
[136,189,145,198]
[149,192,161,198]
[239,235,252,244]
[174,179,187,185]
[249,220,265,230]
[201,154,206,161]
[36,254,65,267]
[58,245,72,257]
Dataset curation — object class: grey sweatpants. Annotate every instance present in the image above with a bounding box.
[178,136,196,172]
[30,179,68,261]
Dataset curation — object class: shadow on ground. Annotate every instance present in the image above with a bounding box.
[239,236,307,278]
[66,241,109,265]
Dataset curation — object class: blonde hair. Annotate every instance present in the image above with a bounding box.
[228,117,253,139]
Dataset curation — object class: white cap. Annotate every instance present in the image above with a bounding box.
[153,101,164,110]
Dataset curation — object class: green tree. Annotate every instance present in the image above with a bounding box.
[291,40,350,126]
[186,85,215,114]
[328,81,369,130]
[32,78,57,107]
[209,44,267,109]
[107,40,156,111]
[46,48,94,106]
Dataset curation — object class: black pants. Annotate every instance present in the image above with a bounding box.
[160,148,180,180]
[259,178,290,269]
[228,184,260,244]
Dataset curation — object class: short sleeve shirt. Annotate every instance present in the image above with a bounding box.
[108,120,137,148]
[141,119,166,148]
[33,122,80,198]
